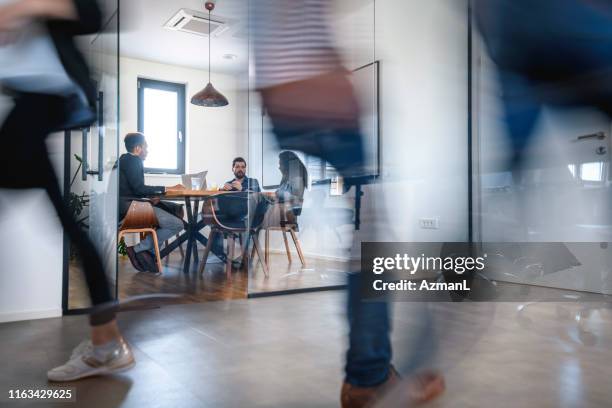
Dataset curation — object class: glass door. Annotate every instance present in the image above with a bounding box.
[65,0,120,311]
[472,28,612,295]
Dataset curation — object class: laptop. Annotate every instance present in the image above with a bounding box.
[181,171,208,191]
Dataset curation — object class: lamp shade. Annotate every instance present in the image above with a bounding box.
[190,82,229,107]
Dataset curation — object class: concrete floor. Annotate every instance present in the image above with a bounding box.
[1,291,612,407]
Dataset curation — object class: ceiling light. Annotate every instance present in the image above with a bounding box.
[191,0,229,108]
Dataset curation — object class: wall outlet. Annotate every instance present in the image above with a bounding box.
[419,217,440,230]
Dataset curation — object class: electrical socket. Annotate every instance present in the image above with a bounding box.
[419,217,440,230]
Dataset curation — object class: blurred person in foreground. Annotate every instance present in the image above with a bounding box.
[251,0,444,406]
[0,0,134,381]
[475,0,612,167]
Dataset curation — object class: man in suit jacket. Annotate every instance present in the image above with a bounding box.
[119,133,184,272]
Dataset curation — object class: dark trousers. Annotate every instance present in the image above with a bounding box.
[270,115,391,386]
[0,93,115,326]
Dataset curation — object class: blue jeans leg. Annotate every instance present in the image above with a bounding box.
[344,272,392,387]
[134,207,184,253]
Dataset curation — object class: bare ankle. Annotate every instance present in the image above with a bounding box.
[91,320,123,346]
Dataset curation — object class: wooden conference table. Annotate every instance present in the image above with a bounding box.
[159,189,235,273]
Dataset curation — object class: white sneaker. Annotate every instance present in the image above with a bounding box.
[47,338,135,382]
[70,340,92,360]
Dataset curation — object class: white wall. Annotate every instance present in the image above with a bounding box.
[249,0,470,260]
[0,96,64,323]
[119,57,248,187]
[372,0,469,242]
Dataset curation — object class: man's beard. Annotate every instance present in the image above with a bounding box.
[235,171,245,178]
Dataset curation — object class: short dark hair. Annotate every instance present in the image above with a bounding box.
[124,132,145,152]
[232,157,247,167]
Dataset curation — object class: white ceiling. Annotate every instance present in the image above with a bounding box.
[120,0,249,75]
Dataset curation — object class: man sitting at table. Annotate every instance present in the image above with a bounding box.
[210,157,262,262]
[119,132,184,273]
[221,157,260,193]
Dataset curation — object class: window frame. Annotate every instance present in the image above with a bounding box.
[137,78,186,175]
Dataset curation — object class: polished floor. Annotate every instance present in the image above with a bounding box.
[69,250,348,310]
[3,289,612,407]
[248,251,347,294]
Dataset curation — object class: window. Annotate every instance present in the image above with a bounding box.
[137,78,186,174]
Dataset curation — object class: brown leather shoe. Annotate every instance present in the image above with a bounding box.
[126,247,145,272]
[341,366,400,408]
[135,250,160,273]
[341,367,445,408]
[404,370,445,405]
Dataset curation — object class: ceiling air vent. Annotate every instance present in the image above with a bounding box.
[163,8,233,37]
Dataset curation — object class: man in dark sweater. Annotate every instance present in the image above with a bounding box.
[119,133,184,272]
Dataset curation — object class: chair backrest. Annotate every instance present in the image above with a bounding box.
[120,201,159,230]
[277,175,306,217]
[181,171,208,191]
[202,192,262,232]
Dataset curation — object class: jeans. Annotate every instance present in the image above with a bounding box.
[270,117,391,387]
[134,207,184,253]
[345,273,391,387]
[0,93,115,326]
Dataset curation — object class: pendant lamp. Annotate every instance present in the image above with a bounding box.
[191,0,229,107]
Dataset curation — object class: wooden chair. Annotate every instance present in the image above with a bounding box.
[198,193,269,278]
[118,200,163,273]
[256,201,306,269]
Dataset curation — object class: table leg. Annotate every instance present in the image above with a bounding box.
[183,197,194,273]
[192,199,200,266]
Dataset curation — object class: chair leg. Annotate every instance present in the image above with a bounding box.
[240,233,251,269]
[249,231,258,273]
[226,234,235,279]
[250,238,257,262]
[178,234,185,258]
[282,229,292,263]
[289,229,306,267]
[265,229,270,266]
[150,230,163,274]
[198,230,215,275]
[252,234,269,277]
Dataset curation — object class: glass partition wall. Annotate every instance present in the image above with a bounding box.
[114,0,252,306]
[65,0,120,311]
[246,1,378,296]
[64,0,473,307]
[471,10,612,295]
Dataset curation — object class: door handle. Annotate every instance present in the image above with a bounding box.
[81,128,89,181]
[178,130,183,143]
[577,132,606,141]
[82,91,104,181]
[96,91,104,182]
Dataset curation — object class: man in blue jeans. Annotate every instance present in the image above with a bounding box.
[251,1,445,405]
